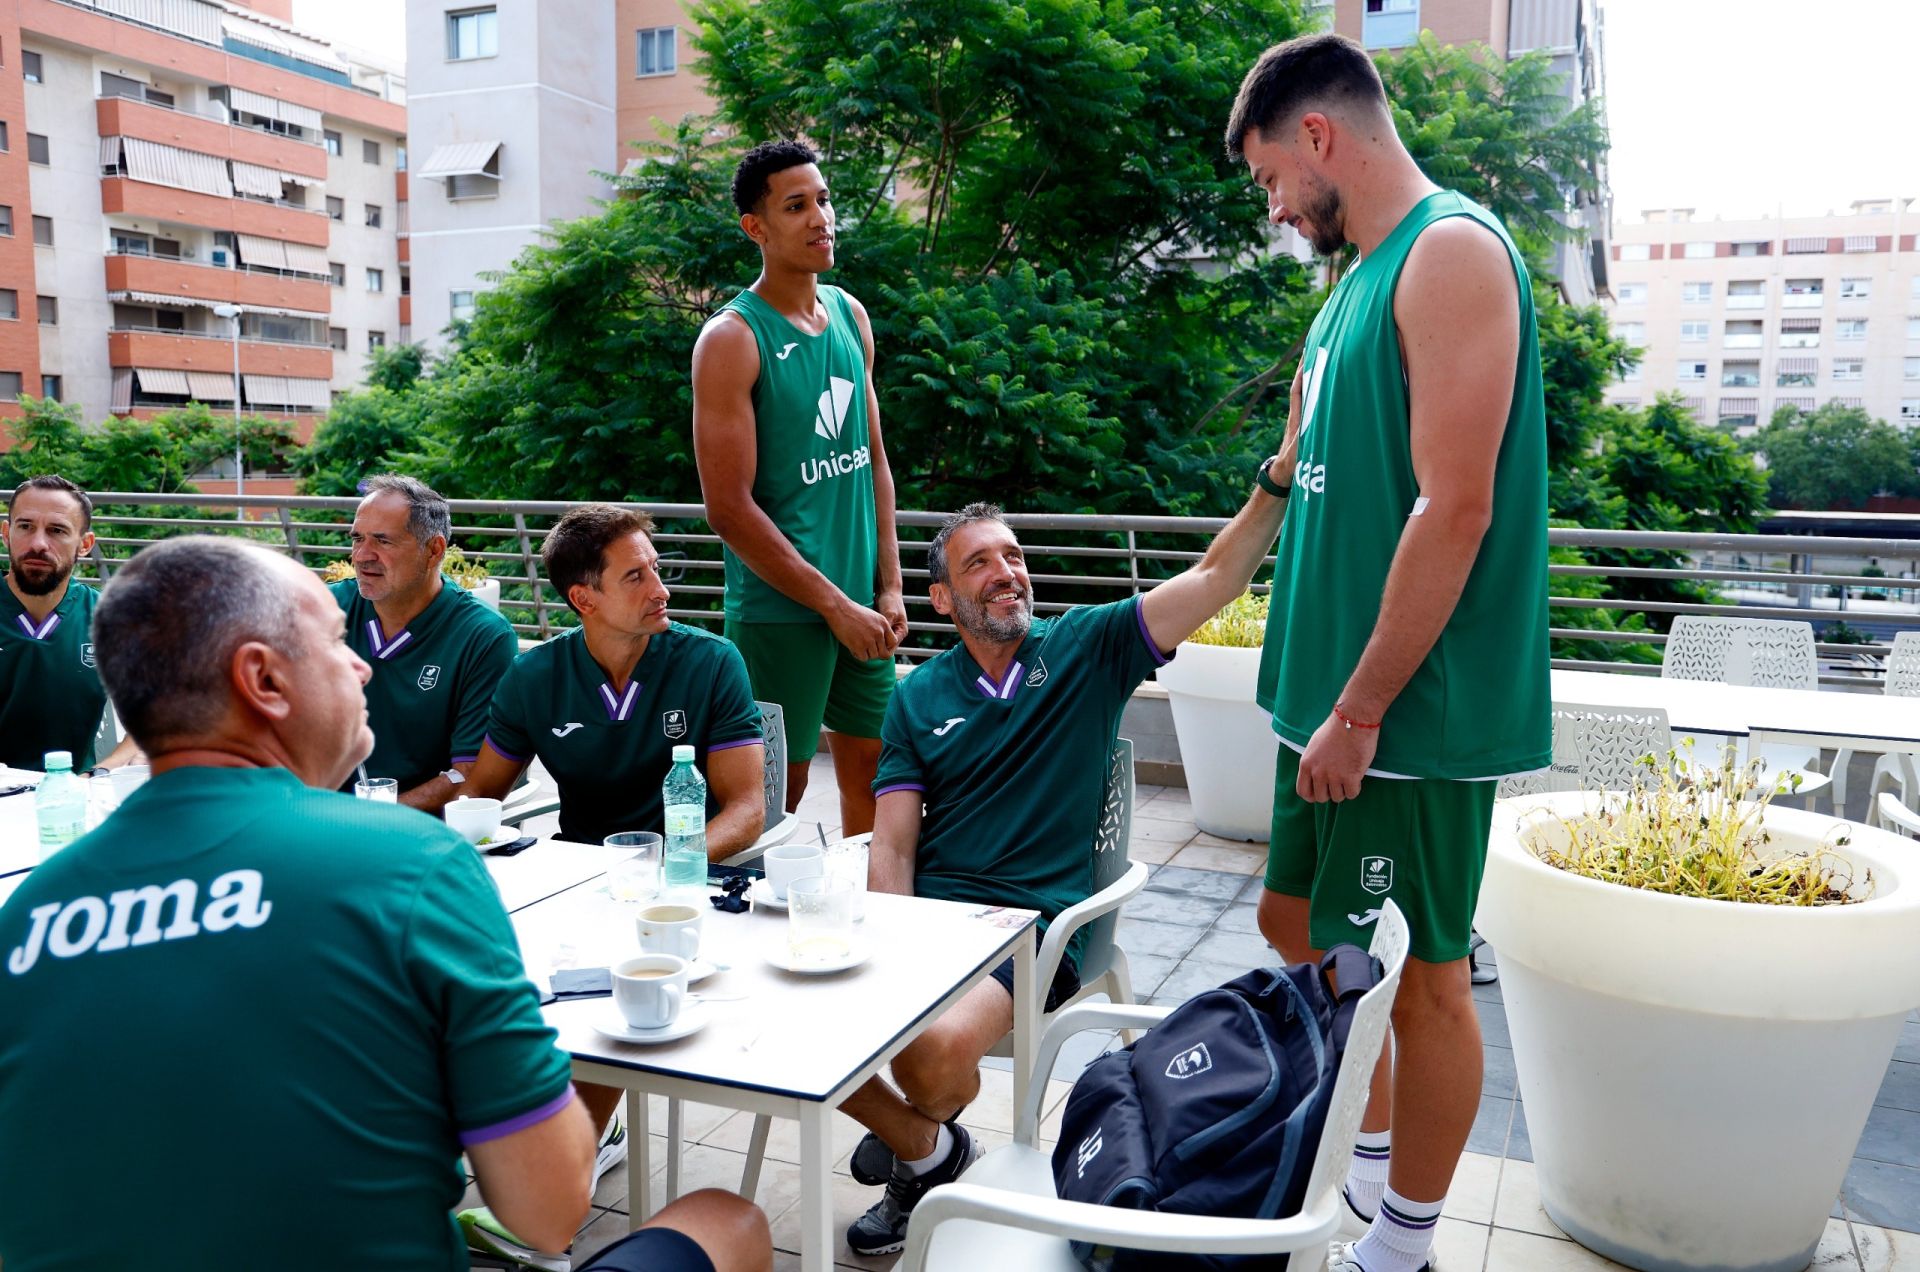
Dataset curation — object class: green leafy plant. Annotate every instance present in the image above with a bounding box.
[1533,744,1864,906]
[319,545,490,589]
[1188,591,1267,648]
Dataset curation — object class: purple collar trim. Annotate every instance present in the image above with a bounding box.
[598,679,640,722]
[973,660,1025,700]
[15,611,61,641]
[364,619,413,661]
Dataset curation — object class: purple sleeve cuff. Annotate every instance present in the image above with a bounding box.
[449,754,479,766]
[1133,597,1175,667]
[459,1085,576,1147]
[874,782,926,798]
[708,736,766,753]
[482,734,529,764]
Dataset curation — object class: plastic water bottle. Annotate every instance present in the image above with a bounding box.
[662,745,708,892]
[35,751,86,859]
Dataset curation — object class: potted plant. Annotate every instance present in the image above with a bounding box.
[1476,751,1920,1272]
[1154,590,1277,841]
[321,546,498,611]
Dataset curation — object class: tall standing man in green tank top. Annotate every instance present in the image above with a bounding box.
[1226,35,1550,1272]
[692,140,906,837]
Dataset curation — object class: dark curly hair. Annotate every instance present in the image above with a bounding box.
[731,139,820,215]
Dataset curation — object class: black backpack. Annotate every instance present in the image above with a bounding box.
[1049,948,1380,1271]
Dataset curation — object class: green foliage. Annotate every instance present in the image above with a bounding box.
[293,388,432,497]
[363,343,428,392]
[1744,402,1917,510]
[0,397,293,497]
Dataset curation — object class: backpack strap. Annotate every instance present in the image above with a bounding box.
[1319,944,1383,1051]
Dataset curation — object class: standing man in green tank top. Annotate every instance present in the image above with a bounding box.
[1226,35,1550,1272]
[693,139,906,837]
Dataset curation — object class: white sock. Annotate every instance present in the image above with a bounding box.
[1344,1129,1391,1219]
[1352,1185,1444,1271]
[901,1123,953,1178]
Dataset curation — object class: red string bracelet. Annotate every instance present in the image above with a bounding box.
[1333,703,1381,731]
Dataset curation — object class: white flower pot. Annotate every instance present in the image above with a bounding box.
[1156,641,1277,842]
[463,578,500,611]
[1477,794,1920,1272]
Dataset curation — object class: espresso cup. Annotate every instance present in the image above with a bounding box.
[612,954,688,1030]
[763,843,824,901]
[444,796,504,846]
[637,902,703,962]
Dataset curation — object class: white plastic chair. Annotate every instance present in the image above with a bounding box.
[1660,616,1830,802]
[1872,790,1920,838]
[720,700,800,866]
[896,901,1409,1272]
[1832,632,1920,816]
[1499,702,1673,798]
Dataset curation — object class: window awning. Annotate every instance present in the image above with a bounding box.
[184,371,235,401]
[1680,397,1705,412]
[242,304,327,321]
[110,368,133,413]
[225,87,324,132]
[109,289,212,311]
[235,233,288,269]
[1784,235,1827,253]
[1781,317,1822,333]
[416,140,501,181]
[134,368,190,395]
[231,161,284,199]
[1844,234,1879,253]
[120,136,233,198]
[282,242,331,275]
[1776,396,1814,411]
[1719,398,1758,415]
[1830,397,1863,408]
[242,374,330,410]
[1776,358,1818,375]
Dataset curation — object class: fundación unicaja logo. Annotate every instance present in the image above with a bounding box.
[814,376,855,441]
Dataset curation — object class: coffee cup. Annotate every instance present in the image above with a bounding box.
[763,843,824,901]
[637,902,703,962]
[445,796,504,846]
[612,954,688,1030]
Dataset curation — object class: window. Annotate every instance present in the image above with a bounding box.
[1732,240,1769,257]
[1779,318,1820,349]
[450,289,475,321]
[328,261,345,287]
[362,139,381,165]
[1724,320,1763,349]
[1903,399,1920,422]
[1682,241,1713,259]
[1911,276,1920,302]
[1727,280,1765,309]
[447,7,498,60]
[1910,316,1920,340]
[26,132,46,164]
[153,236,180,258]
[1682,281,1713,304]
[364,203,382,228]
[0,121,8,151]
[1906,357,1920,381]
[1678,360,1708,381]
[328,326,347,351]
[324,129,342,156]
[39,375,59,401]
[111,229,149,255]
[396,145,407,172]
[30,215,49,246]
[1839,318,1868,341]
[1616,322,1645,345]
[1721,361,1760,387]
[21,51,40,83]
[365,267,384,292]
[325,196,343,220]
[399,273,411,296]
[0,289,15,320]
[1833,359,1864,381]
[367,330,386,351]
[1782,278,1823,308]
[0,205,9,236]
[1840,277,1871,301]
[1776,364,1817,388]
[0,373,20,401]
[36,295,55,325]
[1617,363,1641,383]
[446,172,497,199]
[1615,282,1646,304]
[1620,244,1650,261]
[1680,320,1709,343]
[1844,235,1878,254]
[636,26,677,76]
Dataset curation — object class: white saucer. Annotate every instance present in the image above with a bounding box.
[749,878,792,910]
[591,998,710,1045]
[763,937,870,975]
[685,957,721,984]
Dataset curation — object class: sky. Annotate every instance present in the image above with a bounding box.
[1601,0,1919,223]
[286,0,1919,226]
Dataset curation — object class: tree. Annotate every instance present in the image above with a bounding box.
[293,388,431,497]
[1745,402,1917,510]
[0,397,293,496]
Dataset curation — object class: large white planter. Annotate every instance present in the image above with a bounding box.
[463,578,500,611]
[1156,641,1277,842]
[1477,793,1920,1272]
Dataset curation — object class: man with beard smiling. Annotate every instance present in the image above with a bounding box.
[836,480,1293,1257]
[0,475,141,771]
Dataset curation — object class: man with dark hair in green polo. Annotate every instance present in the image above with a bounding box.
[0,474,141,771]
[332,475,518,813]
[692,138,907,840]
[838,465,1296,1256]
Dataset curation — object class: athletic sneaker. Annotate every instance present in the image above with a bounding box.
[458,1109,629,1270]
[845,1124,979,1257]
[1325,1239,1433,1272]
[849,1107,969,1186]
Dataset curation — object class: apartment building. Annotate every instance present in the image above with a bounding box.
[1604,202,1920,434]
[1332,0,1613,304]
[0,0,406,481]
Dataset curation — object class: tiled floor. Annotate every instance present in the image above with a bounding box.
[527,755,1920,1271]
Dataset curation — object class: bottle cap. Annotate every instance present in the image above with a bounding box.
[672,745,695,763]
[43,751,72,771]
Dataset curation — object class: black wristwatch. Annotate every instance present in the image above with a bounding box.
[1256,456,1292,499]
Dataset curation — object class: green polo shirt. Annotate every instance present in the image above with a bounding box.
[872,598,1170,969]
[0,765,573,1272]
[485,623,763,845]
[0,579,107,771]
[332,579,519,794]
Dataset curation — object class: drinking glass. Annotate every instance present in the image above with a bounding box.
[354,777,398,803]
[787,876,855,965]
[825,838,869,922]
[605,831,664,903]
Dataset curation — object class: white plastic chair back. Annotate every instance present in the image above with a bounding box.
[756,700,787,828]
[1498,702,1672,798]
[1075,740,1134,985]
[1661,615,1816,689]
[1884,632,1920,698]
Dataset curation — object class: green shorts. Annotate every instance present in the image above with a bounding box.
[724,619,895,760]
[1264,745,1497,964]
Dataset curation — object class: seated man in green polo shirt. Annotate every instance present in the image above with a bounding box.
[839,470,1292,1256]
[0,474,142,771]
[332,474,519,813]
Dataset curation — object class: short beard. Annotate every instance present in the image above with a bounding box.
[951,589,1033,645]
[10,557,71,597]
[1299,176,1348,257]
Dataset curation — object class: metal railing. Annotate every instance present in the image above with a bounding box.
[10,492,1920,689]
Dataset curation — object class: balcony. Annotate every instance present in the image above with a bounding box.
[1724,335,1764,349]
[101,178,329,247]
[96,96,327,181]
[104,254,331,315]
[1726,295,1767,310]
[108,329,333,380]
[1782,293,1824,309]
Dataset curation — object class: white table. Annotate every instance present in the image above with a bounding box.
[1552,669,1920,753]
[483,836,631,914]
[510,885,1038,1272]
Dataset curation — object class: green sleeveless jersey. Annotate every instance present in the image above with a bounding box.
[1256,190,1550,779]
[716,285,878,624]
